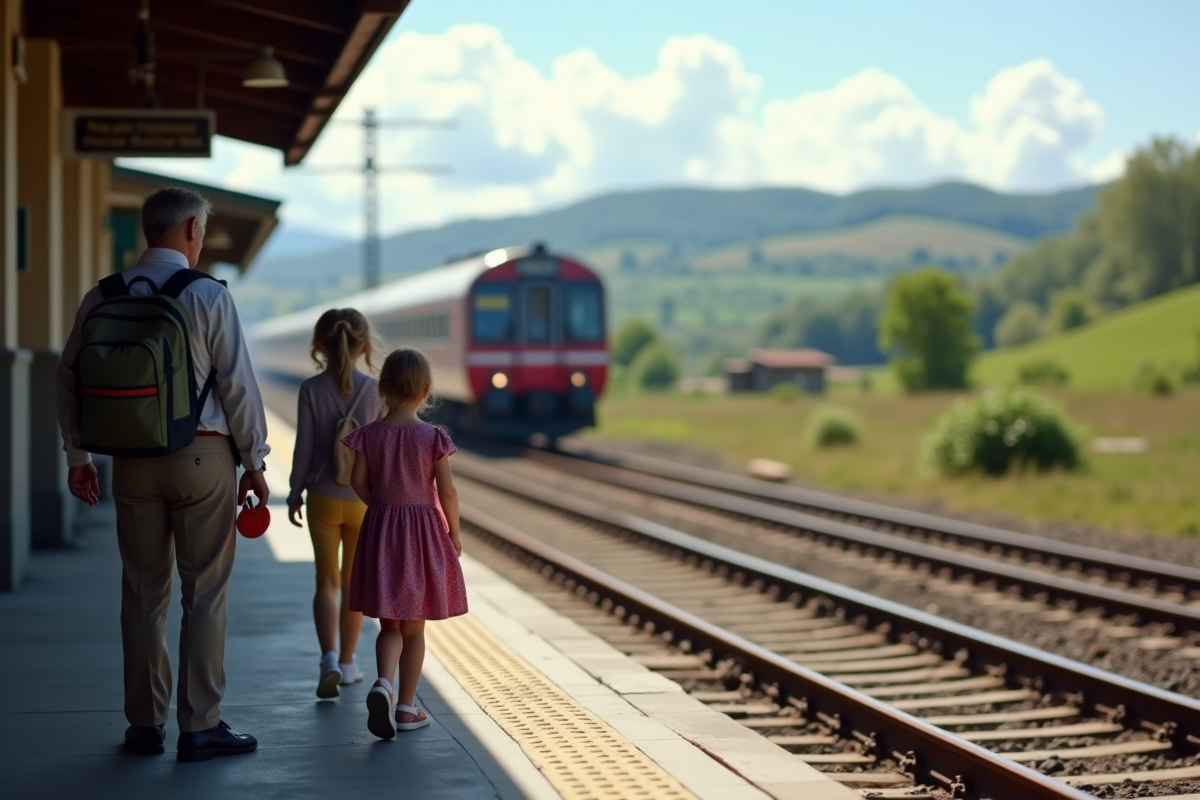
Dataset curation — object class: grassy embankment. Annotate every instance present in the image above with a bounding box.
[585,284,1200,537]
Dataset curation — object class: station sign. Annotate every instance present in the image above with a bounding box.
[61,109,216,158]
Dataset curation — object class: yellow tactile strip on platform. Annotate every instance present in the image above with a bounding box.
[427,614,698,800]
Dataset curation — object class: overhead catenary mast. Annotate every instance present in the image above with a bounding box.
[299,107,453,290]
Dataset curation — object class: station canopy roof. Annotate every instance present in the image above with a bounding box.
[26,0,410,165]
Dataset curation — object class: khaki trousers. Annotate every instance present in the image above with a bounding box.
[112,436,237,732]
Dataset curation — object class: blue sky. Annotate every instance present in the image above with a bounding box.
[400,0,1200,164]
[127,0,1200,239]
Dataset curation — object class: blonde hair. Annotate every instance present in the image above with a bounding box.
[378,348,433,414]
[311,308,374,397]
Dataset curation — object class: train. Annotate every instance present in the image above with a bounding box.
[250,243,608,439]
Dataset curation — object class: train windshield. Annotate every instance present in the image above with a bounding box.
[473,285,514,343]
[565,283,603,343]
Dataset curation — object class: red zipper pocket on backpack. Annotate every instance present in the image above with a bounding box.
[81,385,159,398]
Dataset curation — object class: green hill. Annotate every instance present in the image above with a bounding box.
[686,216,1028,273]
[247,181,1098,286]
[972,283,1200,390]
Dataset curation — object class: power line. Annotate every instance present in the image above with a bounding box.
[295,108,454,290]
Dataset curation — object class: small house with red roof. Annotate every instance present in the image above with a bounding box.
[725,348,835,394]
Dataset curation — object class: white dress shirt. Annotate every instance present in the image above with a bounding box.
[56,248,271,471]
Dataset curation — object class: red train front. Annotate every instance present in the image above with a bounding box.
[251,243,608,440]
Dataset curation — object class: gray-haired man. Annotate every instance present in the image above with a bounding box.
[55,187,270,761]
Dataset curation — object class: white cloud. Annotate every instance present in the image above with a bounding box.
[123,27,1114,238]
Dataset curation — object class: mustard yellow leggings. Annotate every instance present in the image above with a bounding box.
[307,492,367,660]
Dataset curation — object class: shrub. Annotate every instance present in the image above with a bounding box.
[806,405,863,449]
[1049,288,1095,332]
[1017,358,1070,387]
[770,382,802,402]
[993,301,1044,347]
[612,319,659,367]
[631,340,680,392]
[1133,360,1176,396]
[924,388,1084,476]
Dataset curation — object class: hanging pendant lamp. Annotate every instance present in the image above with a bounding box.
[243,45,288,88]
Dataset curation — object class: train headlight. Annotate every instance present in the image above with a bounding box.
[491,372,508,390]
[570,371,587,388]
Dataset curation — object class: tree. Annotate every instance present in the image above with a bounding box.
[879,268,979,392]
[1049,288,1094,332]
[1096,137,1200,303]
[612,319,658,367]
[993,301,1044,347]
[632,341,680,391]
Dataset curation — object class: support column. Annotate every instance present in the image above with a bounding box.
[17,38,71,548]
[61,159,94,340]
[0,0,31,589]
[93,161,112,279]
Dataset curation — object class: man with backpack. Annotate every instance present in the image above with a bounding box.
[54,187,270,762]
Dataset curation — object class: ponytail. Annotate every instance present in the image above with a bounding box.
[310,309,376,397]
[335,321,354,398]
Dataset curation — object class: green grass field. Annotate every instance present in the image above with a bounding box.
[583,388,1200,538]
[973,283,1200,390]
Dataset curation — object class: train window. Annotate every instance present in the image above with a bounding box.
[526,286,552,343]
[383,312,450,345]
[565,283,603,343]
[473,286,514,343]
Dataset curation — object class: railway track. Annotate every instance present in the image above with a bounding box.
[515,445,1200,635]
[453,454,1200,800]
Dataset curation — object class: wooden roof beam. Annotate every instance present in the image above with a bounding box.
[285,0,411,165]
[203,0,352,36]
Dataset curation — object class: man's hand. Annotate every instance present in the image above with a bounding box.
[238,468,269,507]
[287,504,304,528]
[67,463,100,507]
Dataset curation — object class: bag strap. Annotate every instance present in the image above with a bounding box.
[161,268,226,299]
[344,378,371,422]
[98,274,128,299]
[195,369,217,423]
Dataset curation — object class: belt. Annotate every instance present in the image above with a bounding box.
[195,431,231,438]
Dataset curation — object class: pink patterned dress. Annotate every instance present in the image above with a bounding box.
[342,421,468,620]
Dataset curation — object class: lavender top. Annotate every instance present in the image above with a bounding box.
[288,370,381,507]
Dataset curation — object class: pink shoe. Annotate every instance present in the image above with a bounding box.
[366,681,395,740]
[395,703,430,731]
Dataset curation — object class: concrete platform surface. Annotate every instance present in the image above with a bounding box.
[0,503,509,800]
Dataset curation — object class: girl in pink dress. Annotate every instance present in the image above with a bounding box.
[342,348,467,740]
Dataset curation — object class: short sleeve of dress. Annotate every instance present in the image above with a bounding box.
[341,425,368,453]
[432,427,458,462]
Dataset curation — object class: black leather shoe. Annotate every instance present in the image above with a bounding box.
[124,724,166,755]
[176,720,257,762]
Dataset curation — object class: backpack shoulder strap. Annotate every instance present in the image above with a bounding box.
[159,270,227,423]
[98,273,129,300]
[160,269,227,299]
[345,378,371,420]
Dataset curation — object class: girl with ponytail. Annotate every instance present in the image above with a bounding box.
[287,308,380,699]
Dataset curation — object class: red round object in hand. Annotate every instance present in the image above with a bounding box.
[237,500,271,539]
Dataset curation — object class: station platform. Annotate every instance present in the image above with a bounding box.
[0,412,857,800]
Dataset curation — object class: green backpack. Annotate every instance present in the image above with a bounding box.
[75,270,223,457]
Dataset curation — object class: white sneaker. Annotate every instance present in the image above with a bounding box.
[317,653,342,699]
[395,703,431,731]
[366,682,396,740]
[339,661,365,686]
